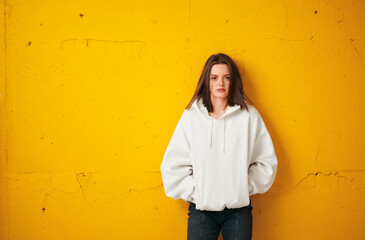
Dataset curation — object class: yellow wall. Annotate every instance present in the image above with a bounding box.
[1,0,364,239]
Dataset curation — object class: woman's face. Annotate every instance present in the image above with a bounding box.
[209,64,231,101]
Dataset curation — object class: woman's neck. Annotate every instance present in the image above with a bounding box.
[211,98,228,112]
[209,98,228,118]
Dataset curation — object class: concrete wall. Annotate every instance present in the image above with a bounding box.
[1,0,364,239]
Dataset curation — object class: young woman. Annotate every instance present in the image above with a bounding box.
[160,53,278,240]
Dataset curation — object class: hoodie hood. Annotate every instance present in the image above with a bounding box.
[191,98,241,153]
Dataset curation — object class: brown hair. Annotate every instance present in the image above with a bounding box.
[186,53,254,112]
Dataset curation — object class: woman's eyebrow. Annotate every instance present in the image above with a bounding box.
[210,74,231,76]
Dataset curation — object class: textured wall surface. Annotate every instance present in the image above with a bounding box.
[1,0,364,239]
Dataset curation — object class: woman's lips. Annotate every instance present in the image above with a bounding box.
[217,89,225,92]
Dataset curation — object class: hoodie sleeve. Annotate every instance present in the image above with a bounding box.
[248,107,278,196]
[160,110,196,203]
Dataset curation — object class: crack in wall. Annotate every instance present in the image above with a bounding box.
[128,183,163,193]
[273,170,365,195]
[349,38,362,58]
[59,38,147,59]
[310,131,341,168]
[295,171,349,187]
[75,172,99,197]
[2,2,10,238]
[293,171,363,191]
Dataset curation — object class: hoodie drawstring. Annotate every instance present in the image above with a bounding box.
[193,98,240,154]
[209,117,226,153]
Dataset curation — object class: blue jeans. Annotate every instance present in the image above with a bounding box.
[187,201,253,240]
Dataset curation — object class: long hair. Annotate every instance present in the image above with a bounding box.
[186,53,254,112]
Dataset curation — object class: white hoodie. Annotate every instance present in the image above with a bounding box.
[160,97,278,211]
